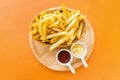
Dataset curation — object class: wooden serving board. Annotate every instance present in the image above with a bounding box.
[29,7,94,71]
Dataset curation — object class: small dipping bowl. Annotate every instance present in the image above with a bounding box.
[71,42,88,68]
[56,49,75,74]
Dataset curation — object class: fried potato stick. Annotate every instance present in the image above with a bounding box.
[47,31,68,39]
[38,22,43,36]
[67,31,77,45]
[65,10,80,25]
[42,23,47,41]
[77,23,83,39]
[62,4,66,14]
[50,37,60,44]
[52,28,62,32]
[65,18,77,31]
[31,28,38,35]
[48,21,59,28]
[43,14,52,18]
[49,35,68,51]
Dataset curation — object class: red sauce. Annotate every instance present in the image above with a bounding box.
[58,50,71,63]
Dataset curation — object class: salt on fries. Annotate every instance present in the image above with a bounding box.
[30,4,86,51]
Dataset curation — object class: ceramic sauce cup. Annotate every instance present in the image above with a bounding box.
[56,49,75,74]
[71,42,88,68]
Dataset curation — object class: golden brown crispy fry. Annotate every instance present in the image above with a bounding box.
[47,31,68,39]
[62,4,66,14]
[66,11,71,18]
[63,14,67,20]
[30,4,87,51]
[49,35,68,51]
[60,26,65,30]
[31,28,38,35]
[40,11,46,18]
[59,23,65,30]
[58,18,63,22]
[42,23,47,42]
[68,28,76,37]
[40,15,57,23]
[77,15,86,21]
[51,30,56,34]
[57,13,63,19]
[35,16,39,24]
[70,10,77,16]
[65,10,80,25]
[67,31,77,45]
[48,21,59,28]
[56,10,60,14]
[73,18,79,29]
[33,34,40,40]
[43,14,52,18]
[65,18,77,31]
[81,24,86,36]
[66,28,76,45]
[77,23,83,39]
[38,22,43,36]
[47,28,52,34]
[31,23,38,29]
[50,37,60,44]
[52,28,62,32]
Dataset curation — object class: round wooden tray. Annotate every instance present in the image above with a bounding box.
[29,7,94,71]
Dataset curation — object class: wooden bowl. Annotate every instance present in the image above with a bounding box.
[29,7,94,71]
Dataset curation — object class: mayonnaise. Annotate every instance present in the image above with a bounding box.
[72,44,84,57]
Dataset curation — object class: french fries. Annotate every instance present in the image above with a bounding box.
[52,28,62,32]
[48,21,59,28]
[47,31,68,39]
[67,31,77,45]
[49,35,69,51]
[38,22,43,36]
[31,28,38,35]
[65,10,80,26]
[30,4,86,51]
[50,37,60,44]
[62,4,66,14]
[65,18,77,31]
[42,23,47,42]
[77,23,83,39]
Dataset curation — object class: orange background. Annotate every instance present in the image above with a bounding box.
[0,0,120,80]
